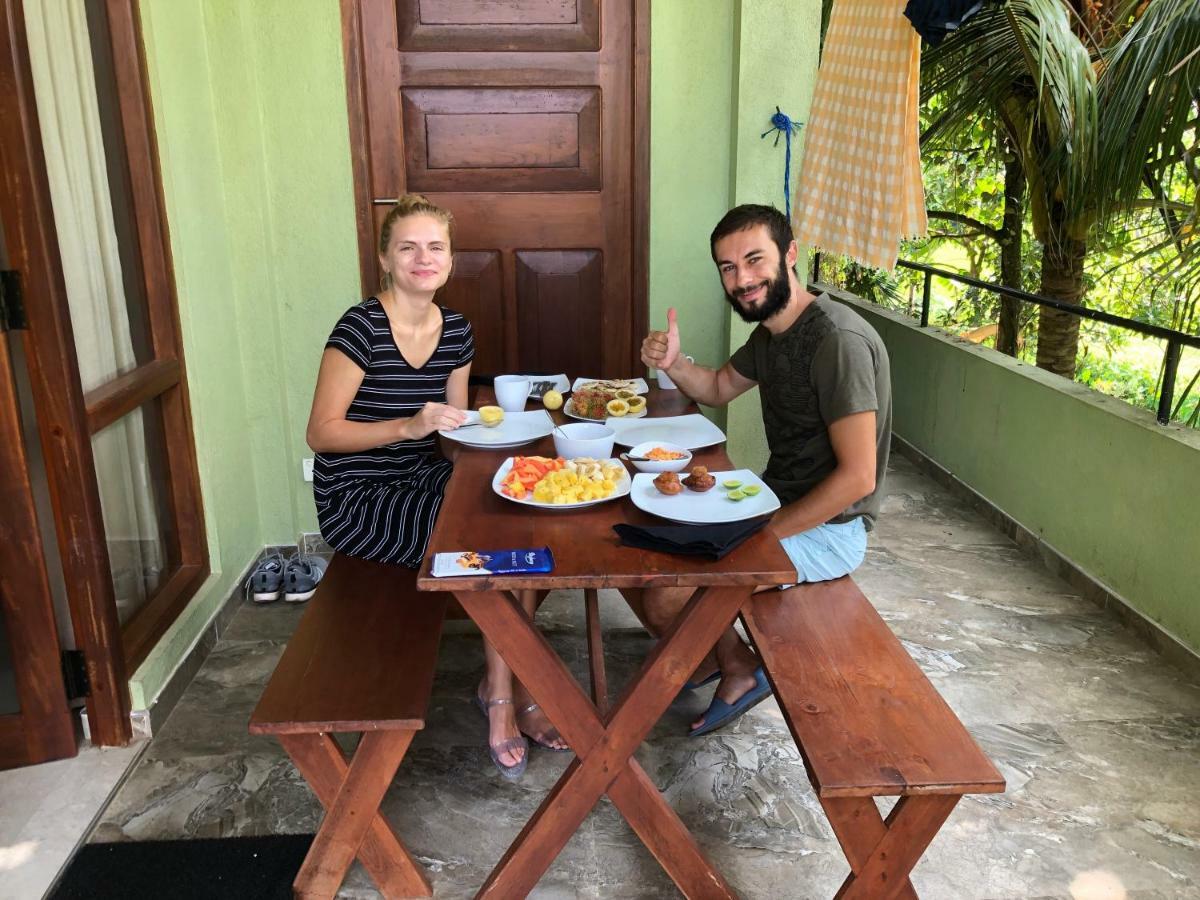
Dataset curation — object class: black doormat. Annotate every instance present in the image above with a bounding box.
[49,834,315,900]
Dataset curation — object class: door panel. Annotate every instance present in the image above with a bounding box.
[347,0,648,379]
[397,0,601,51]
[403,87,602,191]
[0,326,76,768]
[515,250,603,375]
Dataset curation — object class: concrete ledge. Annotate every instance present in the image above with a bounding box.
[819,284,1200,660]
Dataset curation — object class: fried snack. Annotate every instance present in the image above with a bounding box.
[572,383,619,419]
[572,380,641,419]
[653,471,683,495]
[682,465,716,492]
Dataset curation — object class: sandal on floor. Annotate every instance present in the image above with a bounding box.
[518,703,571,752]
[688,667,772,737]
[473,694,528,780]
[681,670,721,692]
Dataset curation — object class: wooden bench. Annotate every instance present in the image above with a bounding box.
[741,577,1005,900]
[249,553,449,900]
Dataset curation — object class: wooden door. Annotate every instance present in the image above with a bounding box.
[0,237,76,768]
[342,0,649,379]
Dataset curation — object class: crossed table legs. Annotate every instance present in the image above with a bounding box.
[279,730,432,899]
[821,794,959,900]
[282,586,958,899]
[455,585,754,899]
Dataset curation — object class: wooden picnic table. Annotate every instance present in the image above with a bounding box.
[416,385,796,898]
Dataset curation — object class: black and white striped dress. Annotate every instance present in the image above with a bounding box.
[314,298,474,567]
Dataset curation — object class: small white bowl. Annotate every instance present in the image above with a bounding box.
[625,440,693,473]
[553,422,615,460]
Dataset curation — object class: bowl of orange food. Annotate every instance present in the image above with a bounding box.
[624,440,692,473]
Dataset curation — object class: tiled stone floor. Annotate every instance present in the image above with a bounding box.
[87,455,1200,898]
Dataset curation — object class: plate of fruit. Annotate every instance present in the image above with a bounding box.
[493,455,632,510]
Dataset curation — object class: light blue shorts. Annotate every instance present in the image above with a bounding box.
[778,517,867,586]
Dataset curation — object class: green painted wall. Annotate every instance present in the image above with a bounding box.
[132,0,822,708]
[839,292,1200,653]
[649,0,821,468]
[648,0,736,375]
[723,0,821,471]
[131,0,358,706]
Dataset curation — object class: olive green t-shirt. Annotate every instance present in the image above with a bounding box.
[729,294,892,530]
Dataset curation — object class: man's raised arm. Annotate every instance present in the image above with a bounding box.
[640,307,755,407]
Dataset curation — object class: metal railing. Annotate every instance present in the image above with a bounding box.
[811,253,1200,425]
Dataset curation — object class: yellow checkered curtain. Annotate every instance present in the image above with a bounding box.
[796,0,926,271]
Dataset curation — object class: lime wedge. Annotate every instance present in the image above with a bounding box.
[726,489,746,501]
[722,480,743,490]
[741,484,761,496]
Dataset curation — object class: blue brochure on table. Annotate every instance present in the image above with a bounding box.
[431,547,554,577]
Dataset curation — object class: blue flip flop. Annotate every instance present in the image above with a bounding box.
[681,670,721,692]
[687,667,772,737]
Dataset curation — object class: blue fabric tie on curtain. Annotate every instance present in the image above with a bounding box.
[761,107,803,219]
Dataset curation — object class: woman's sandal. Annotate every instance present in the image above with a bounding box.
[517,703,571,752]
[473,694,529,780]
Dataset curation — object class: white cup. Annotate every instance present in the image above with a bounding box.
[494,375,531,412]
[656,356,693,390]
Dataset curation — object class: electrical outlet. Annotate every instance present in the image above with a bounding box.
[302,458,314,482]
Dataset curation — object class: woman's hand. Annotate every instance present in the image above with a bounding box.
[404,402,467,440]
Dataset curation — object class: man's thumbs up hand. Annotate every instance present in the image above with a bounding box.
[641,307,682,372]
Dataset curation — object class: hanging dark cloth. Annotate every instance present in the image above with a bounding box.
[903,0,985,45]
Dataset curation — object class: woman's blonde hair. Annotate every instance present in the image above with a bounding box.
[378,194,456,291]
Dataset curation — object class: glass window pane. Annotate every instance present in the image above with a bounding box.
[24,0,153,394]
[91,402,176,626]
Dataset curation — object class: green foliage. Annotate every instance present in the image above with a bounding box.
[905,0,1200,422]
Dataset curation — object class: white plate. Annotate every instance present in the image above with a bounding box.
[439,410,554,449]
[630,469,780,524]
[492,456,632,511]
[570,377,649,394]
[519,374,569,398]
[564,398,649,422]
[607,413,727,450]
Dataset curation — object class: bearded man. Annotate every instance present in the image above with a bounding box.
[632,204,893,736]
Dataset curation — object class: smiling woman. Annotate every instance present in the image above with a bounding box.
[305,193,473,568]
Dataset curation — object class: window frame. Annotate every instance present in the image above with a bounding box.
[0,0,208,745]
[85,0,208,673]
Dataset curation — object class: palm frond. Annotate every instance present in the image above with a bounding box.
[922,0,1096,214]
[1091,0,1200,221]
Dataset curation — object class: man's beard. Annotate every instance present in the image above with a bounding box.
[724,258,791,323]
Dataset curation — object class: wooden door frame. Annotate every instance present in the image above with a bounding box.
[339,0,651,376]
[0,0,130,745]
